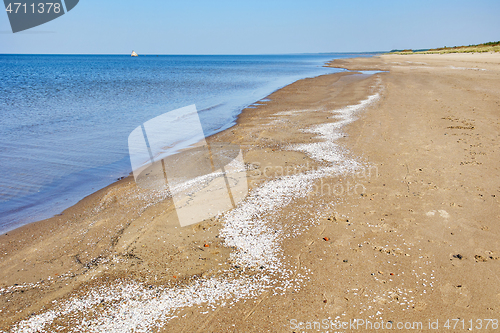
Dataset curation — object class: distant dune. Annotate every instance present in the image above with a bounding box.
[390,41,500,54]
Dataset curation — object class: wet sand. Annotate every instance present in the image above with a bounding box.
[1,53,500,332]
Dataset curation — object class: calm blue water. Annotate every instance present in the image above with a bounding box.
[0,54,369,232]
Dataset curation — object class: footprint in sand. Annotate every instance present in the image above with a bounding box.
[323,292,347,315]
[425,210,450,218]
[440,283,471,308]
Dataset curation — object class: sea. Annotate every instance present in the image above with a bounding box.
[0,53,372,233]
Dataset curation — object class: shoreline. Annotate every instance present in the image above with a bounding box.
[0,54,346,234]
[2,53,500,331]
[0,78,336,236]
[0,68,357,245]
[1,53,362,236]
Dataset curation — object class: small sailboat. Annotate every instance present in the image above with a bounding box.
[131,51,138,57]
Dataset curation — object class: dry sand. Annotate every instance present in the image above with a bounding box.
[1,53,499,332]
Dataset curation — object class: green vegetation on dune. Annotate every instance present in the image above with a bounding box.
[389,41,500,54]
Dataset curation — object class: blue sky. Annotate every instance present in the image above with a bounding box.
[1,0,499,54]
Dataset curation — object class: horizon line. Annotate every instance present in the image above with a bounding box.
[0,51,386,56]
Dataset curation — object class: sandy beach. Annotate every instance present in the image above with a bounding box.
[1,53,500,332]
